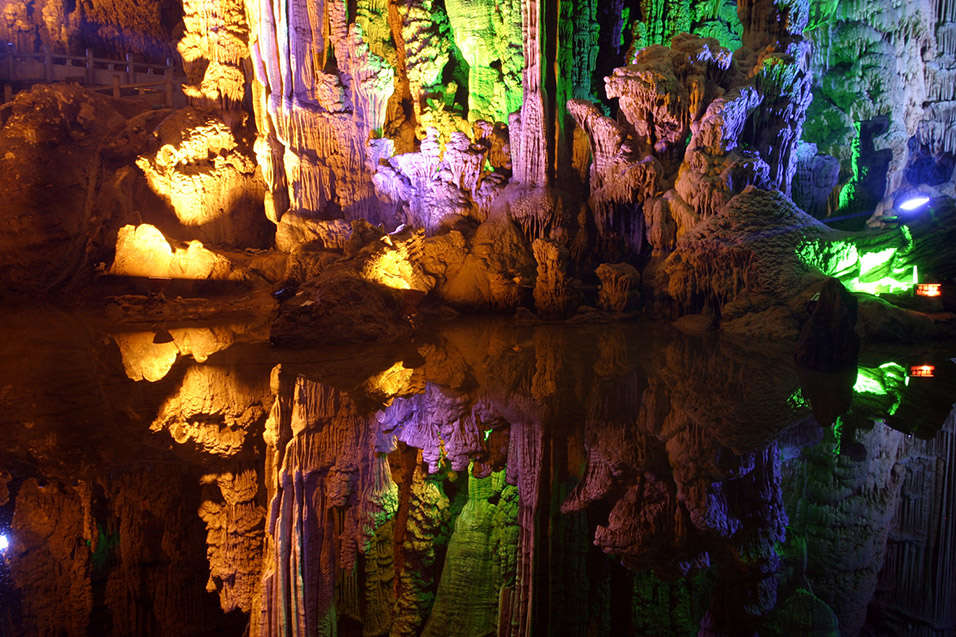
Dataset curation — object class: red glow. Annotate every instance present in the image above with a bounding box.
[909,365,935,378]
[916,283,942,297]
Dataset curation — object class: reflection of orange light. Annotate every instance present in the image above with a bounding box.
[916,283,942,297]
[909,365,935,378]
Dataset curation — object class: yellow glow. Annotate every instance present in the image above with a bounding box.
[135,119,258,227]
[112,326,237,382]
[113,331,180,382]
[149,365,250,456]
[110,224,174,278]
[363,249,414,290]
[109,224,233,280]
[360,233,435,292]
[365,361,416,397]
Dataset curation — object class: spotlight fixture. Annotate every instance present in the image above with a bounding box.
[897,195,930,212]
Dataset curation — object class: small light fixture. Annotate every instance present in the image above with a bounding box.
[909,365,935,378]
[897,195,930,212]
[916,283,942,297]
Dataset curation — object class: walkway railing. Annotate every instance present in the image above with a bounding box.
[1,45,184,107]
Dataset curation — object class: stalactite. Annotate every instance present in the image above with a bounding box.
[512,0,549,186]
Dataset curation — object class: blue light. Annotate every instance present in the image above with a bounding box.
[898,195,930,212]
[0,534,8,552]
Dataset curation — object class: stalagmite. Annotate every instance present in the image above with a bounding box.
[596,262,641,313]
[531,238,582,319]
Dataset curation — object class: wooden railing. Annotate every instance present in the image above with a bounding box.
[1,45,184,107]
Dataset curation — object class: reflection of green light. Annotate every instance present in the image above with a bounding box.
[853,363,905,416]
[620,7,630,47]
[854,368,887,395]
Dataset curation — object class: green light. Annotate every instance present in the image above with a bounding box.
[621,8,630,47]
[842,274,914,296]
[852,363,905,416]
[796,225,917,296]
[838,122,862,210]
[832,417,843,455]
[787,388,809,410]
[484,429,492,441]
[858,247,896,277]
[853,368,886,396]
[900,225,914,252]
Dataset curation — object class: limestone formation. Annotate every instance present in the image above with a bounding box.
[178,0,250,109]
[109,223,254,282]
[531,238,582,319]
[596,262,641,313]
[794,277,860,371]
[150,358,271,456]
[662,187,826,326]
[0,86,156,295]
[136,109,270,248]
[0,0,179,62]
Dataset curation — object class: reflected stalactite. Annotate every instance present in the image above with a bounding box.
[257,374,400,636]
[3,314,956,635]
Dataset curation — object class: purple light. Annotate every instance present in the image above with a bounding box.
[898,195,930,212]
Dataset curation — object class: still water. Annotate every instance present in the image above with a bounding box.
[0,308,954,636]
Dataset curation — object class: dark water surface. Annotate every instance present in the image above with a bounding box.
[1,308,954,636]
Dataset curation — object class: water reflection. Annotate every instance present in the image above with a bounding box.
[0,309,954,636]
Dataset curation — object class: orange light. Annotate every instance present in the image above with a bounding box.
[916,283,942,297]
[909,365,935,378]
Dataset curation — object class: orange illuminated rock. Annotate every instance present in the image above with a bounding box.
[109,223,249,281]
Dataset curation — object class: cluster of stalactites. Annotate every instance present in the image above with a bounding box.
[178,0,251,110]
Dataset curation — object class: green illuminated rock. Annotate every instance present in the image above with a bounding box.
[421,470,513,636]
[444,0,523,122]
[625,0,741,53]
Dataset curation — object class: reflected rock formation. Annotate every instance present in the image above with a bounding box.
[250,322,807,635]
[2,314,956,635]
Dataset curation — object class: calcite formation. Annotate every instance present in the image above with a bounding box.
[531,238,582,319]
[0,0,179,61]
[3,0,956,346]
[178,0,250,109]
[596,262,641,313]
[135,108,270,248]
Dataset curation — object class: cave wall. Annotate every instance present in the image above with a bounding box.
[4,0,956,331]
[0,0,182,62]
